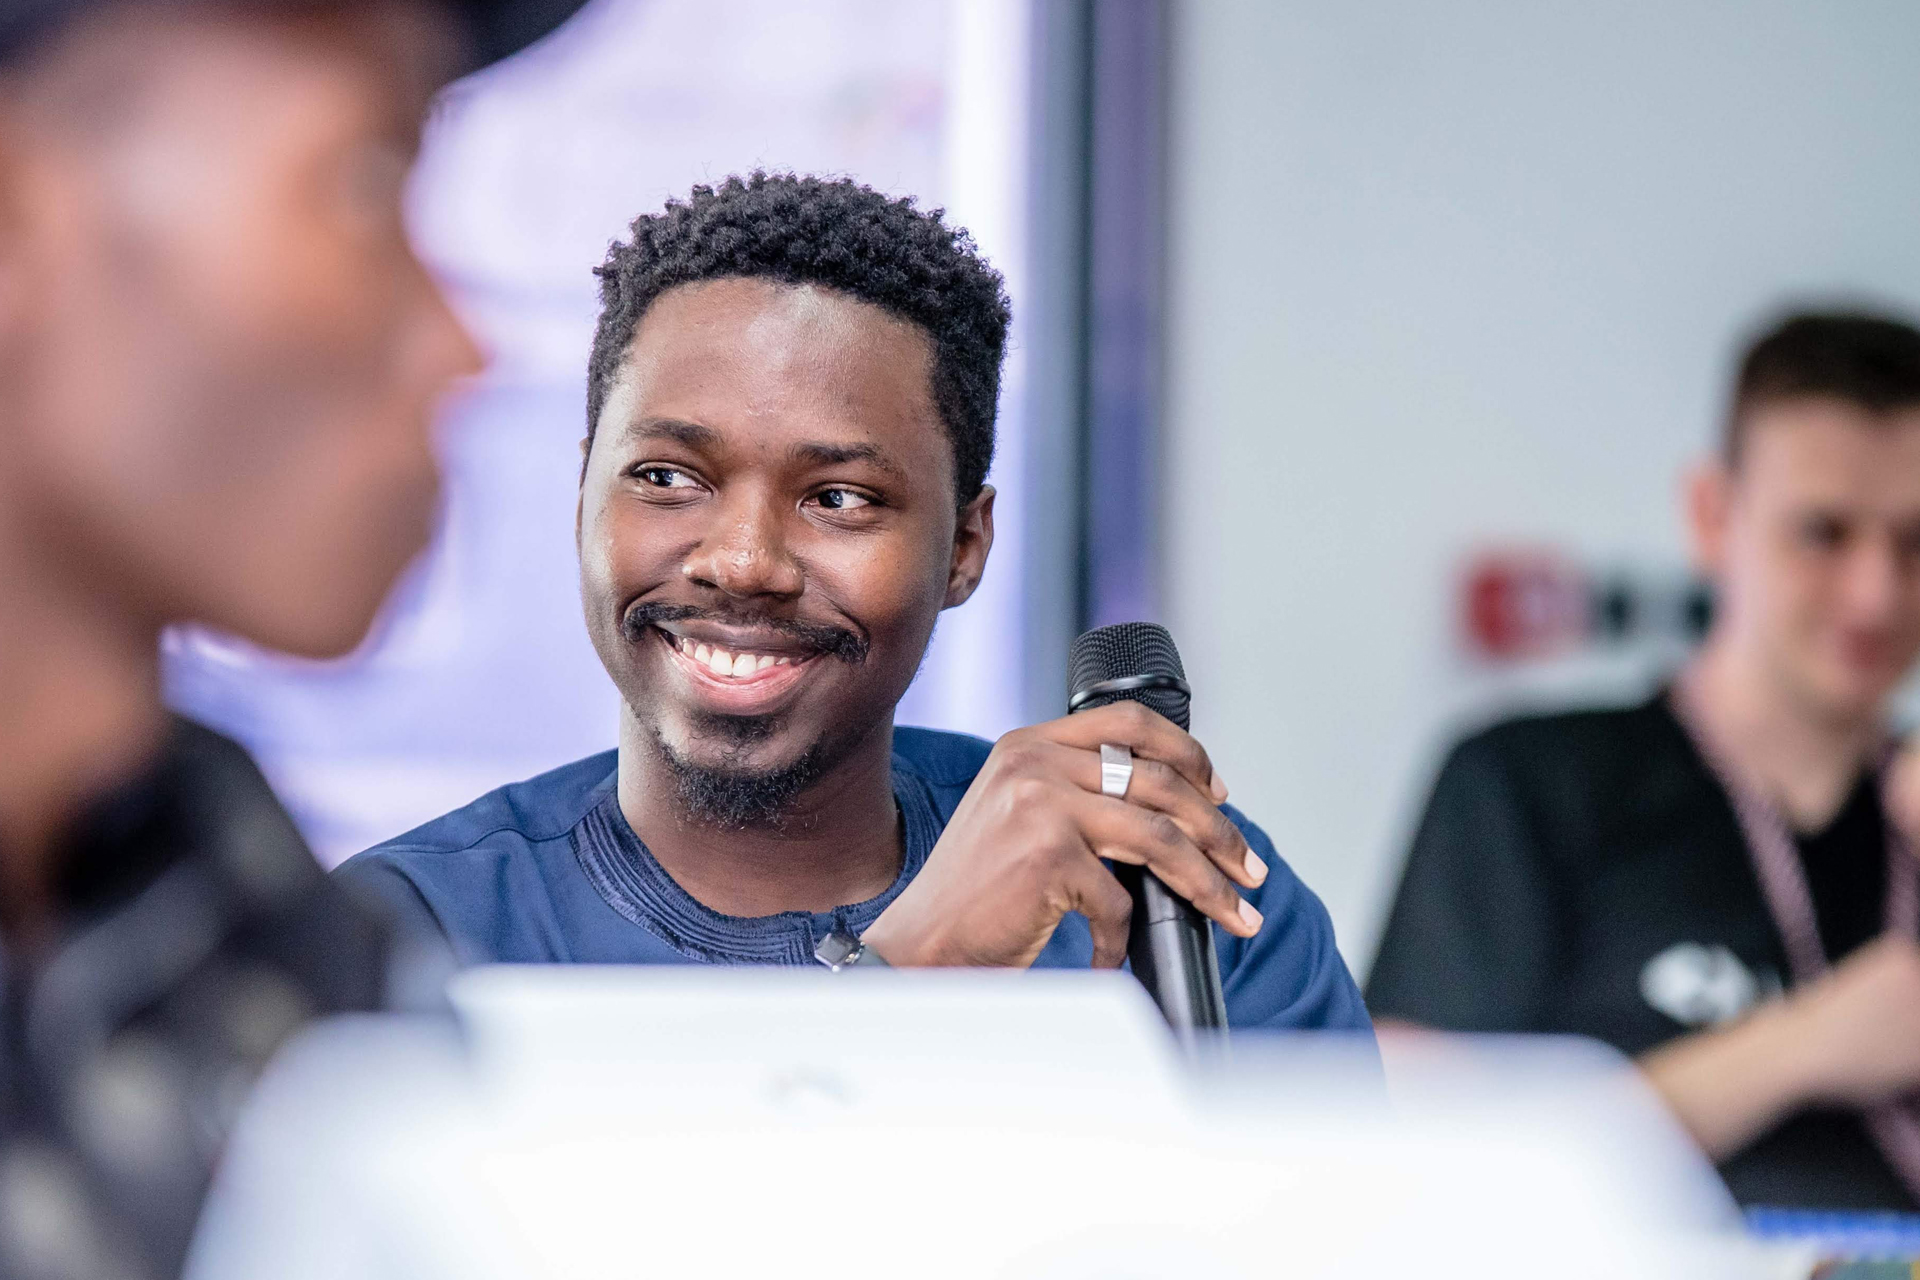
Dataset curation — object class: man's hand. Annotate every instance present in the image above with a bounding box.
[1643,936,1920,1159]
[862,701,1267,969]
[1783,935,1920,1107]
[1886,741,1920,844]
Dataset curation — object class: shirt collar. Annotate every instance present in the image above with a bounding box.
[570,757,942,965]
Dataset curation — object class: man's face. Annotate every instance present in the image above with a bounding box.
[579,278,993,814]
[0,2,480,658]
[1696,398,1920,723]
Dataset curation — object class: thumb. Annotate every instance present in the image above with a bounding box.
[1890,742,1920,851]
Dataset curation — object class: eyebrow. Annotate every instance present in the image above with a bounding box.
[622,417,908,481]
[789,440,907,480]
[622,418,720,448]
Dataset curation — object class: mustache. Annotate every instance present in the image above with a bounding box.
[622,600,870,664]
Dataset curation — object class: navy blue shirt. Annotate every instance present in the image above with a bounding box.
[338,727,1372,1033]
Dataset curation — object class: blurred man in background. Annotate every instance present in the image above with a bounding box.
[0,2,582,1276]
[1369,310,1920,1210]
[340,173,1370,1033]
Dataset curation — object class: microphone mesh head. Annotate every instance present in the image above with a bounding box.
[1067,622,1190,730]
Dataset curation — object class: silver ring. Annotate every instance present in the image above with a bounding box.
[1099,743,1134,799]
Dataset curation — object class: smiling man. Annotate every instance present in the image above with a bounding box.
[1369,310,1920,1210]
[340,173,1367,1029]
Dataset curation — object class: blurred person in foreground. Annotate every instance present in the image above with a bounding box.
[339,173,1371,1035]
[0,1,583,1276]
[1369,310,1920,1210]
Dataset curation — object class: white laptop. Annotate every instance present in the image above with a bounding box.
[187,966,1781,1280]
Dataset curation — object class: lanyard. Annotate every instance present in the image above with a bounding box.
[1669,669,1920,1199]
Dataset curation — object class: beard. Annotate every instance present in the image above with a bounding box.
[651,711,843,831]
[618,602,894,829]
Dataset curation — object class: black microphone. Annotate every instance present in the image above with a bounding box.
[1067,622,1229,1044]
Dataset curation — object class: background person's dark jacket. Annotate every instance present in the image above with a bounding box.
[0,720,414,1280]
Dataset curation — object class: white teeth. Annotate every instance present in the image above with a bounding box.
[668,631,800,678]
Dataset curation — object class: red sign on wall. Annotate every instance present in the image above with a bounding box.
[1461,551,1593,660]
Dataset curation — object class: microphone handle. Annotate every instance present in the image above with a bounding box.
[1113,864,1229,1044]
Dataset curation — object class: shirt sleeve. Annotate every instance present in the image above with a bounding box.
[1218,807,1374,1036]
[335,854,464,962]
[1362,731,1564,1032]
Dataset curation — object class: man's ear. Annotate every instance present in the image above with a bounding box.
[1685,461,1733,579]
[943,484,995,609]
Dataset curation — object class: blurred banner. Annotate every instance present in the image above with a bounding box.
[163,0,1038,866]
[1458,548,1710,662]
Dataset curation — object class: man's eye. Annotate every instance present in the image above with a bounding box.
[637,466,698,489]
[1799,515,1849,551]
[331,142,411,241]
[814,488,874,511]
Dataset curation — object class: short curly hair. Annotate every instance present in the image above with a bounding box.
[587,172,1011,504]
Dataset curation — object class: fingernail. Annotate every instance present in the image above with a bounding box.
[1243,846,1268,886]
[1211,773,1229,803]
[1237,899,1263,934]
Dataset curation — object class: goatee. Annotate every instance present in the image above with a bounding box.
[652,713,831,830]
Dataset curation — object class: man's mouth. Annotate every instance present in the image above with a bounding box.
[645,623,823,714]
[622,600,869,665]
[659,628,810,681]
[1836,630,1904,676]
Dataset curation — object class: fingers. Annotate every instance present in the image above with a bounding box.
[1066,787,1261,939]
[1061,854,1134,968]
[1032,701,1228,803]
[1890,744,1920,848]
[1032,739,1265,890]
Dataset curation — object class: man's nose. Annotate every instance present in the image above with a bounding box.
[418,271,486,385]
[1840,531,1907,621]
[681,491,805,600]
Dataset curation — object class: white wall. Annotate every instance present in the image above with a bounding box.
[1164,1,1920,974]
